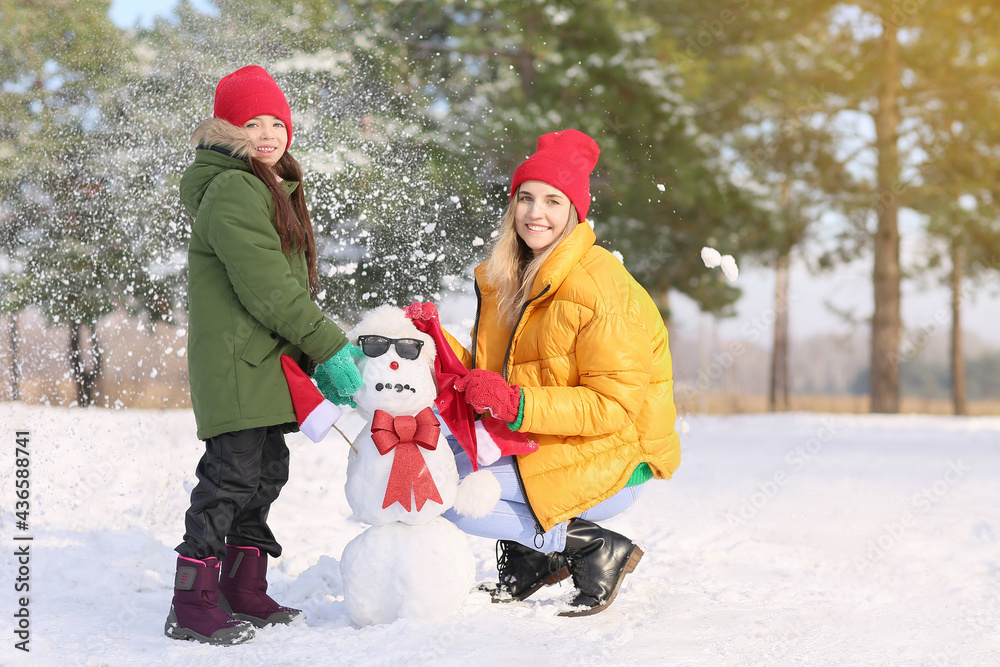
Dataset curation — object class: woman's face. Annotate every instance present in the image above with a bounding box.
[514,180,573,253]
[242,115,288,167]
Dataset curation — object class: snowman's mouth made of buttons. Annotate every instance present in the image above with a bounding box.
[374,382,417,394]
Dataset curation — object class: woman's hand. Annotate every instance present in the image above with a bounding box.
[403,301,438,322]
[315,343,364,408]
[454,369,522,424]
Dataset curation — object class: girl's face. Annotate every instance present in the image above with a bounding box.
[242,115,287,167]
[514,180,573,254]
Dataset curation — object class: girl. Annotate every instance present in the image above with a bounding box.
[165,66,362,645]
[444,129,681,616]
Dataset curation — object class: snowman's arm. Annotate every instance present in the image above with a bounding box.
[440,326,472,370]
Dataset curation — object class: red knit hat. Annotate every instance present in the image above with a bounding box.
[214,65,293,146]
[510,129,600,221]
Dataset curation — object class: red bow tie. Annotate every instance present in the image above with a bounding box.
[371,407,442,511]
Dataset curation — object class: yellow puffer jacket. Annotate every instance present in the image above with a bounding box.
[447,223,680,532]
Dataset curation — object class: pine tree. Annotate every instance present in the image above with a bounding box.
[912,2,1000,413]
[0,0,130,405]
[132,0,491,320]
[662,0,860,410]
[439,0,771,319]
[666,0,1000,412]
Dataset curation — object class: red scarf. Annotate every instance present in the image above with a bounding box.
[370,407,442,511]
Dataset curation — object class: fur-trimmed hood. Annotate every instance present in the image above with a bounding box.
[179,120,260,221]
[191,117,255,159]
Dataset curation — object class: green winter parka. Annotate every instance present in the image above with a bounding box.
[181,119,347,440]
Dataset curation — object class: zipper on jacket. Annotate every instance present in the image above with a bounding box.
[470,281,483,370]
[500,285,550,382]
[204,144,248,163]
[500,284,551,543]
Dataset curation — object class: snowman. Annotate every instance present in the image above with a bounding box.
[339,304,502,626]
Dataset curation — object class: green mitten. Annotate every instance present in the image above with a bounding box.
[316,344,364,408]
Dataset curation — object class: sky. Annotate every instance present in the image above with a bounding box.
[670,250,1000,347]
[109,0,214,28]
[107,0,1000,350]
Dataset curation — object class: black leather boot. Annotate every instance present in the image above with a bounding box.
[559,519,643,617]
[478,540,570,602]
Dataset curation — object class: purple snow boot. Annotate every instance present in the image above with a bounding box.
[217,545,302,627]
[164,556,254,645]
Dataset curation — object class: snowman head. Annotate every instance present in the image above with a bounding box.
[348,305,438,420]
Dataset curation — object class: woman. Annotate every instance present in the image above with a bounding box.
[165,66,362,645]
[444,129,681,616]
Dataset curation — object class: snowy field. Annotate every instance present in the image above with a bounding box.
[2,402,999,666]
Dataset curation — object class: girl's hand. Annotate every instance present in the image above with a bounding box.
[316,344,364,408]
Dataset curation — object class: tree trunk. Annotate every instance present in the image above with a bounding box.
[698,312,711,414]
[8,312,19,401]
[69,323,85,406]
[769,251,790,412]
[516,49,535,96]
[87,327,102,406]
[657,289,671,326]
[951,241,967,416]
[869,16,902,414]
[69,322,101,407]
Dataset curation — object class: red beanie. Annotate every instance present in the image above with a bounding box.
[510,129,600,221]
[214,65,293,146]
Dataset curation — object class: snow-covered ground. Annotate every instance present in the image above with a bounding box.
[2,403,999,666]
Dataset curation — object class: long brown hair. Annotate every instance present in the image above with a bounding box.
[483,189,579,325]
[249,151,319,297]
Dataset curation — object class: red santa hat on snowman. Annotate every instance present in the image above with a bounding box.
[402,302,538,469]
[281,355,342,442]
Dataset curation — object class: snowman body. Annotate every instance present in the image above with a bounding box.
[346,430,458,526]
[345,351,459,525]
[340,306,476,626]
[340,518,475,626]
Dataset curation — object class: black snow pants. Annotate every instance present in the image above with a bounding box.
[176,425,290,560]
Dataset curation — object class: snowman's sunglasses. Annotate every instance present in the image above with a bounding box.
[357,335,424,360]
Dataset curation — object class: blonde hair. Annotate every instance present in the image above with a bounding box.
[483,189,580,325]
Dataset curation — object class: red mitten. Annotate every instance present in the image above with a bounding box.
[454,369,522,423]
[404,301,438,322]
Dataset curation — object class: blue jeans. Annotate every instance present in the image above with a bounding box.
[443,436,644,553]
